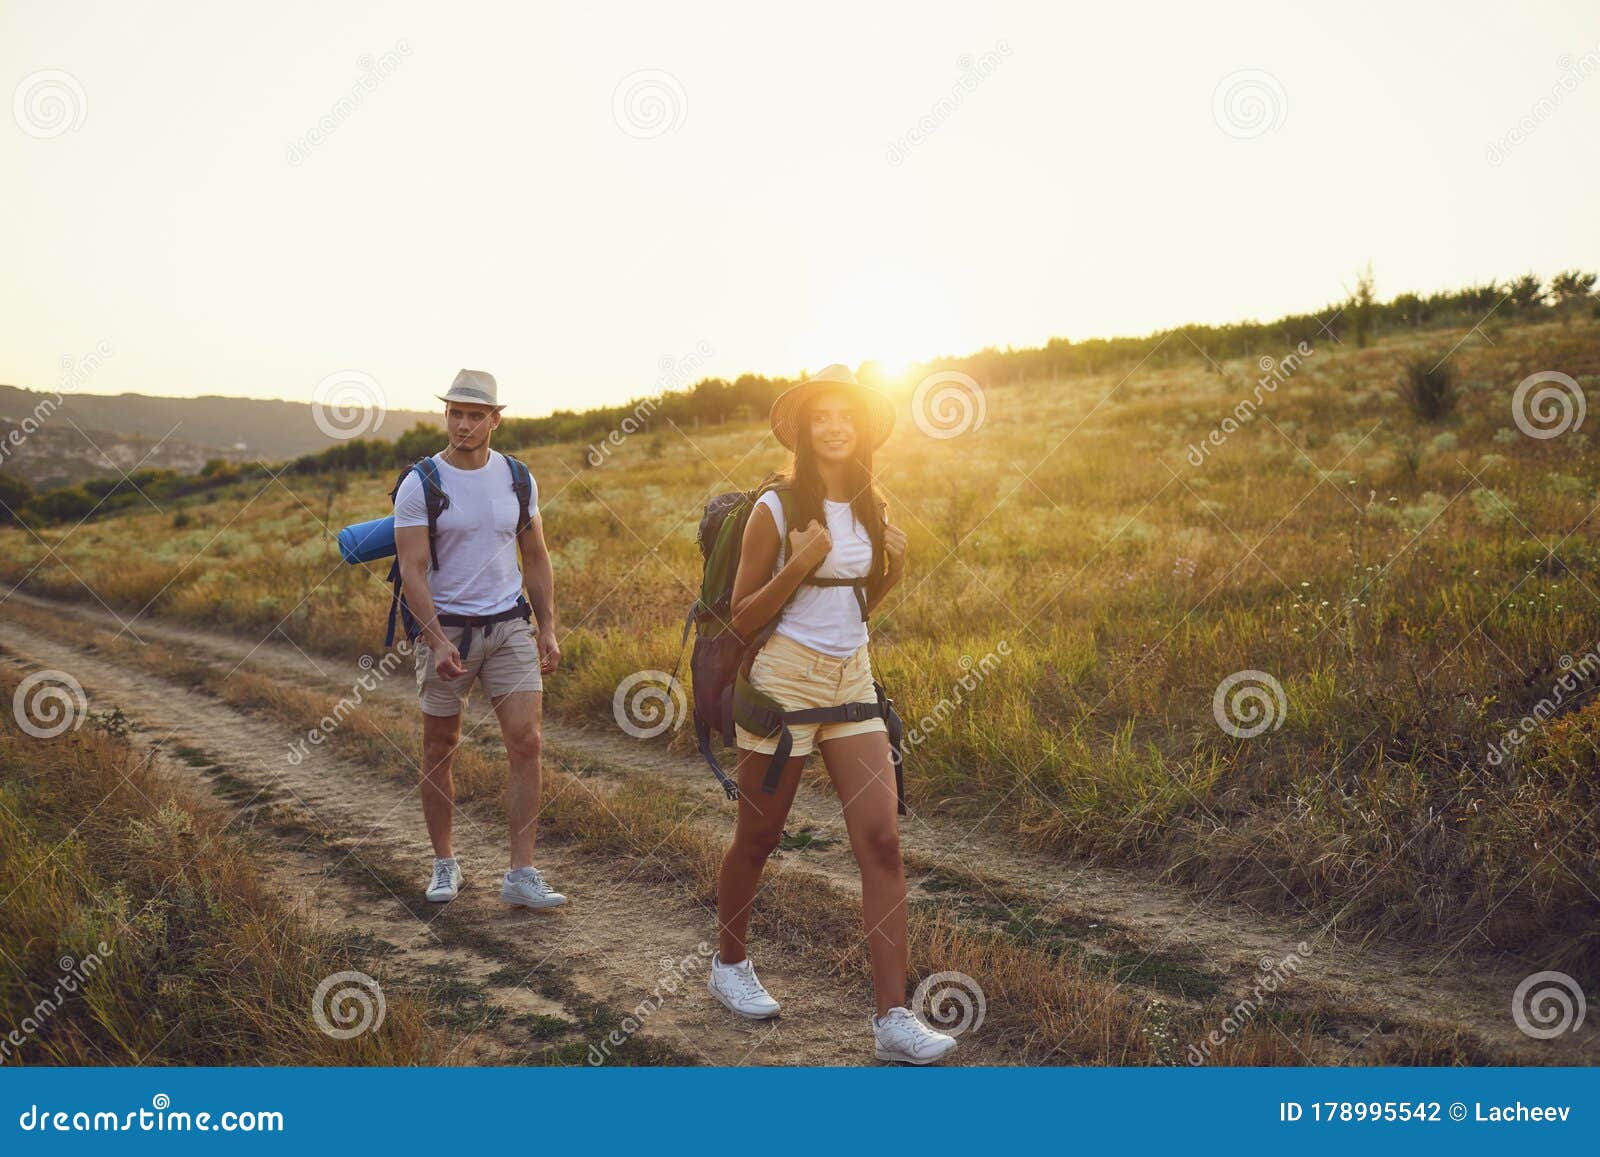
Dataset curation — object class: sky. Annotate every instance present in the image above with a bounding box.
[3,0,1598,418]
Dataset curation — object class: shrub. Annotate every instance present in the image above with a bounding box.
[1400,355,1457,421]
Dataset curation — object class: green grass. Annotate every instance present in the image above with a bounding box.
[4,316,1598,985]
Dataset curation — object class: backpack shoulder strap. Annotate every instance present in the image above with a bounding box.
[411,457,448,569]
[504,453,534,534]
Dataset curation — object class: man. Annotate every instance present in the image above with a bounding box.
[393,369,565,909]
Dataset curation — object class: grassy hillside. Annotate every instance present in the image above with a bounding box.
[4,316,1599,983]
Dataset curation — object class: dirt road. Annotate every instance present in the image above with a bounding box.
[1,587,1591,1064]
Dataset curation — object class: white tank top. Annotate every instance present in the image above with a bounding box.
[756,489,872,657]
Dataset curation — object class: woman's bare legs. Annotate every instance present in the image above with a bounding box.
[716,746,806,964]
[817,729,906,1017]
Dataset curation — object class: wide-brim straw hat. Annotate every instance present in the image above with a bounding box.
[769,363,895,451]
[436,368,505,409]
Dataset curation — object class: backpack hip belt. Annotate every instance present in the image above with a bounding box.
[731,651,907,816]
[434,596,532,661]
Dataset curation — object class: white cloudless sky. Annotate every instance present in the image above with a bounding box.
[3,0,1598,416]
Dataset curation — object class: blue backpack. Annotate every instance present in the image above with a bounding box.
[336,454,534,646]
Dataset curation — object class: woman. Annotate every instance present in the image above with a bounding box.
[707,363,957,1064]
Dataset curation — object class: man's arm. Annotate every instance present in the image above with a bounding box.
[517,513,560,672]
[396,524,464,677]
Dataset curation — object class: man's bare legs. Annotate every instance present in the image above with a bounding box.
[420,710,461,858]
[491,689,543,870]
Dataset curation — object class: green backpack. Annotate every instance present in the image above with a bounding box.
[673,473,905,812]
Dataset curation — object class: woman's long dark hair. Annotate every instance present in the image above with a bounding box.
[775,395,888,580]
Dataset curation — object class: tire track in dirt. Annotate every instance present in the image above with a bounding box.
[0,619,955,1066]
[2,587,1593,1063]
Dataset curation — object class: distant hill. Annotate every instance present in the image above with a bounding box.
[0,416,249,490]
[0,385,440,484]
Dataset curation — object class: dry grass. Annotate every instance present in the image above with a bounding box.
[5,317,1600,985]
[0,671,447,1065]
[0,601,1510,1066]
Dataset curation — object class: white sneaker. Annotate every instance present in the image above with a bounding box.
[707,951,781,1018]
[873,1006,958,1064]
[425,857,462,902]
[499,866,567,909]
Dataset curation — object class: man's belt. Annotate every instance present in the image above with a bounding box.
[434,596,532,660]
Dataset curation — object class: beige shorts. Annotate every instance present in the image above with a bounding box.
[734,631,886,757]
[414,617,542,716]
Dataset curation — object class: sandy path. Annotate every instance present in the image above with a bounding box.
[1,587,1594,1063]
[0,619,924,1066]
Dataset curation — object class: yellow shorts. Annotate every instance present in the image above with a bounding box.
[734,631,887,757]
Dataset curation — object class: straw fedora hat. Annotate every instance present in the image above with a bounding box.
[437,368,505,409]
[769,364,895,451]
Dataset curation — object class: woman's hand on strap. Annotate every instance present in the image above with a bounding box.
[788,519,832,568]
[884,523,908,574]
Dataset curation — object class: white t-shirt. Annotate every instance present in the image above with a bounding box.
[756,489,873,657]
[393,451,535,616]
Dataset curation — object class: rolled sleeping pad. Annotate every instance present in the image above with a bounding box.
[337,515,397,564]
